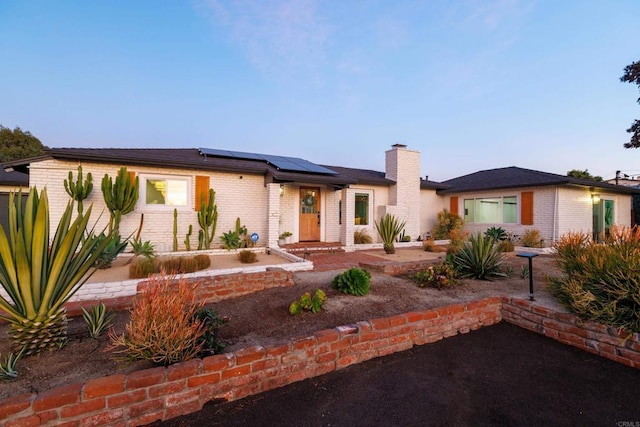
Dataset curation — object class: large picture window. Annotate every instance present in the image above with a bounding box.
[464,196,517,224]
[142,176,190,208]
[355,193,369,225]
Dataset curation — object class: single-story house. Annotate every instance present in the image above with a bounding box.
[0,168,29,231]
[4,144,638,249]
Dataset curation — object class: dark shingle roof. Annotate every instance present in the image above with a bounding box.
[439,166,640,194]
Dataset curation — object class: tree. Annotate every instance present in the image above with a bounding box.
[567,169,603,182]
[621,60,640,149]
[0,125,46,162]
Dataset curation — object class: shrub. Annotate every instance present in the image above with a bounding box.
[238,250,257,263]
[549,226,640,333]
[195,254,212,269]
[194,308,229,357]
[108,274,206,366]
[129,258,157,279]
[354,228,373,244]
[520,229,544,248]
[453,233,506,279]
[432,209,464,240]
[180,256,199,273]
[422,238,436,252]
[497,240,515,252]
[332,268,371,296]
[289,289,327,315]
[81,302,115,339]
[160,257,182,273]
[412,262,458,289]
[446,228,469,255]
[375,214,406,254]
[484,226,507,242]
[130,237,155,260]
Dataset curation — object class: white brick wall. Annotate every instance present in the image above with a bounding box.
[384,146,421,239]
[420,189,446,238]
[29,160,270,250]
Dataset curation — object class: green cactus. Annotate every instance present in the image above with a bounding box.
[173,209,178,252]
[64,165,93,217]
[198,230,204,250]
[101,166,139,235]
[184,224,193,251]
[197,188,218,249]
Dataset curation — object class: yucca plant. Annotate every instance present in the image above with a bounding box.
[484,226,507,243]
[453,232,506,280]
[0,188,112,355]
[81,302,115,339]
[0,348,24,380]
[374,213,406,254]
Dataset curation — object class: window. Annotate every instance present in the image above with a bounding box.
[355,193,369,225]
[142,176,190,208]
[464,196,517,224]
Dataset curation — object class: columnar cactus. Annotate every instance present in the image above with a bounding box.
[64,165,93,217]
[197,188,218,249]
[101,166,139,235]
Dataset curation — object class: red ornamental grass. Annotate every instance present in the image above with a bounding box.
[108,272,206,366]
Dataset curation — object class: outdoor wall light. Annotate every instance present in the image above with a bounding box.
[280,184,285,197]
[591,193,601,203]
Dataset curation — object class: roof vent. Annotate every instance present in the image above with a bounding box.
[392,143,407,148]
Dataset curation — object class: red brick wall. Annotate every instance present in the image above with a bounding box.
[501,297,640,369]
[1,298,502,426]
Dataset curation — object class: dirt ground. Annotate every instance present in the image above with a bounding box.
[0,250,562,401]
[157,322,640,427]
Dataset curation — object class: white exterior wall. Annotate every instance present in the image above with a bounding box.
[29,159,270,250]
[385,146,421,239]
[556,187,632,238]
[420,189,446,238]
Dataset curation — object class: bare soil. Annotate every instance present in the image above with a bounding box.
[0,252,563,401]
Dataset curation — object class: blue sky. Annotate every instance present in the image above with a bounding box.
[1,1,639,181]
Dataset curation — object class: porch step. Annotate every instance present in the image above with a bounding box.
[281,242,345,256]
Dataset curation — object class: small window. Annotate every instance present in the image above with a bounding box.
[142,176,190,208]
[355,193,369,225]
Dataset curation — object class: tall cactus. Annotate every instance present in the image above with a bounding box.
[197,188,218,249]
[101,166,139,236]
[184,224,193,251]
[64,165,93,217]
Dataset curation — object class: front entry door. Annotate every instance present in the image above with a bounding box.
[299,187,320,241]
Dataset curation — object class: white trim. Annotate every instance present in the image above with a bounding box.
[138,173,193,212]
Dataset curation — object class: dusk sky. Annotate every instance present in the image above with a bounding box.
[1,1,639,182]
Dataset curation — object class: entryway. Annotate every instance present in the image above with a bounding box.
[299,187,320,241]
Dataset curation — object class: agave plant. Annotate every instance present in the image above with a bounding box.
[0,188,111,355]
[375,213,406,254]
[453,232,506,280]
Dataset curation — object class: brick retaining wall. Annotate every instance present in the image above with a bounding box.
[501,297,640,369]
[3,297,639,426]
[1,298,502,426]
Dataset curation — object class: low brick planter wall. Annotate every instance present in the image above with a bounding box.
[501,297,640,369]
[360,259,435,275]
[61,269,295,318]
[1,298,502,426]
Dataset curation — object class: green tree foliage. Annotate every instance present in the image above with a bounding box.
[0,126,46,162]
[621,60,640,149]
[566,169,603,182]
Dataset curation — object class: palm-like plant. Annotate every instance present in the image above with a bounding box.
[0,188,111,355]
[453,232,506,280]
[374,213,406,254]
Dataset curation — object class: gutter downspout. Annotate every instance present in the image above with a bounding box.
[553,186,559,243]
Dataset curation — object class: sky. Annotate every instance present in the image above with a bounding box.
[1,0,639,182]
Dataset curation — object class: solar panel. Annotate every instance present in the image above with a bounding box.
[199,147,337,175]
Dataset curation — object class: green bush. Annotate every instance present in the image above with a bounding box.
[520,229,544,248]
[289,289,327,315]
[453,233,506,280]
[549,227,640,333]
[332,268,371,296]
[194,308,228,357]
[412,262,458,289]
[484,226,507,242]
[432,209,464,240]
